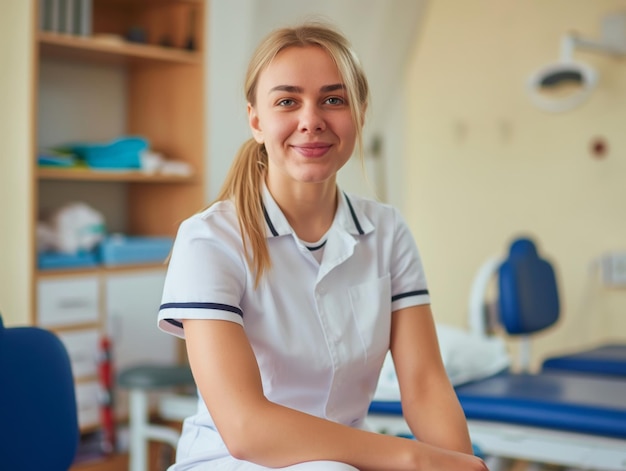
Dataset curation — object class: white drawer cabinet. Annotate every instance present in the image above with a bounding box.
[36,269,176,426]
[106,270,179,418]
[105,270,176,372]
[57,328,101,379]
[75,381,101,430]
[37,276,100,327]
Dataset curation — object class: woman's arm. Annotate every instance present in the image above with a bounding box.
[390,304,474,454]
[183,318,486,470]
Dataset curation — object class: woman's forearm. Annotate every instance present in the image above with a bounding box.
[224,397,474,471]
[185,320,484,470]
[402,379,473,455]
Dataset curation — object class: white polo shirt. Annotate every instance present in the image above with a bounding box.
[158,184,430,463]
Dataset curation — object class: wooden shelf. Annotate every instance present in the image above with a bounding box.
[38,31,202,65]
[37,263,168,279]
[102,0,203,4]
[38,167,197,183]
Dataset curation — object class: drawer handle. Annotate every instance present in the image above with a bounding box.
[57,299,92,309]
[71,352,93,363]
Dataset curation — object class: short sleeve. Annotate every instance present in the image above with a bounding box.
[389,207,430,312]
[158,209,247,338]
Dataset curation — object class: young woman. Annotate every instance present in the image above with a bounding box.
[158,22,487,471]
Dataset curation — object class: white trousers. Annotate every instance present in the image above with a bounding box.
[169,458,359,471]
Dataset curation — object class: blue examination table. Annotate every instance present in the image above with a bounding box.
[542,343,626,377]
[368,238,626,470]
[368,372,626,470]
[372,372,626,439]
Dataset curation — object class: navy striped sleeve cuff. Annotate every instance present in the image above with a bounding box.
[160,302,244,317]
[391,289,429,302]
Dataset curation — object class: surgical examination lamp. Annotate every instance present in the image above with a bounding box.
[527,12,626,113]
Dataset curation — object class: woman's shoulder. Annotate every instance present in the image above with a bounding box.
[196,199,237,220]
[177,199,242,240]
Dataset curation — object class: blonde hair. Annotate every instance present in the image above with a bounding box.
[214,22,369,287]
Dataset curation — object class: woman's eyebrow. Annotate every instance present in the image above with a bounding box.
[268,83,345,94]
[320,83,345,93]
[269,85,302,94]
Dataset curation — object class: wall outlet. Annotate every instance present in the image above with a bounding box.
[601,252,626,286]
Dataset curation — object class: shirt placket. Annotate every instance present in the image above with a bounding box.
[314,230,357,421]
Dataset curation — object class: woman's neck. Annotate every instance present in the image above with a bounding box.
[266,179,338,243]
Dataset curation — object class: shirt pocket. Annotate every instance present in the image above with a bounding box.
[348,274,392,363]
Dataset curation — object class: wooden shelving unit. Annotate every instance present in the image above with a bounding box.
[30,2,207,468]
[35,0,207,246]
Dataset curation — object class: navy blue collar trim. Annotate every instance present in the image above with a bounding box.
[262,202,279,237]
[263,191,364,237]
[305,240,327,251]
[343,192,364,235]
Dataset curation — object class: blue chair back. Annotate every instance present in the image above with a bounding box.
[498,238,560,335]
[0,314,79,470]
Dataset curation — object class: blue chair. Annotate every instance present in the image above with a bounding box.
[506,238,626,379]
[470,237,626,378]
[0,314,79,471]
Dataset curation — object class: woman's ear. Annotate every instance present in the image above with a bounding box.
[248,103,264,144]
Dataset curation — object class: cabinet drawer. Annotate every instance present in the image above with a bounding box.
[58,329,100,379]
[38,276,100,327]
[76,381,101,430]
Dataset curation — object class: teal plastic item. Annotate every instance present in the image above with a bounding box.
[70,136,148,170]
[37,251,99,270]
[37,148,77,167]
[98,235,173,266]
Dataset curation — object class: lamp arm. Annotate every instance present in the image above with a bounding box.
[562,32,626,60]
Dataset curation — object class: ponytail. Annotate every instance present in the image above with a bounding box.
[214,138,269,287]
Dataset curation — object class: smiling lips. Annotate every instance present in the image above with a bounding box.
[292,143,332,158]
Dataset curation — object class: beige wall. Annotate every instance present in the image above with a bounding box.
[0,0,34,325]
[406,0,626,367]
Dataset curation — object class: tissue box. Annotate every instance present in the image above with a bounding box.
[98,236,173,266]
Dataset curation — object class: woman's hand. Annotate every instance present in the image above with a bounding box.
[412,442,489,471]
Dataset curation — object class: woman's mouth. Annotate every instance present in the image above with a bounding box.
[292,143,332,158]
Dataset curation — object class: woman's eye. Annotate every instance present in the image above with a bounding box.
[277,99,295,107]
[325,96,345,105]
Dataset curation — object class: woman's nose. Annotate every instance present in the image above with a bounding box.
[298,105,326,133]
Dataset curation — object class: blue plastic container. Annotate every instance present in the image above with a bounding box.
[38,251,99,270]
[98,236,173,266]
[70,136,148,170]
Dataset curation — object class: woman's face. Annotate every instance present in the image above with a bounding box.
[248,46,357,190]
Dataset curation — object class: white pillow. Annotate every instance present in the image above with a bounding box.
[373,324,510,401]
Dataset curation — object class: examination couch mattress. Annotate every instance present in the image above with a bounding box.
[542,344,626,378]
[369,370,626,439]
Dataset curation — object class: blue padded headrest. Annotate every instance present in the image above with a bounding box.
[498,238,560,335]
[0,313,79,469]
